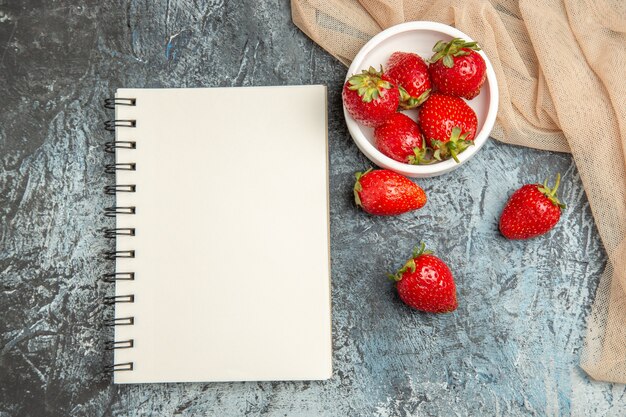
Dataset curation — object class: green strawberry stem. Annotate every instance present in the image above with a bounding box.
[430,38,481,68]
[431,127,473,163]
[538,173,566,209]
[408,147,425,165]
[347,66,393,103]
[408,138,427,165]
[388,259,415,282]
[388,242,433,282]
[409,138,439,165]
[412,242,433,258]
[353,168,373,207]
[398,86,431,109]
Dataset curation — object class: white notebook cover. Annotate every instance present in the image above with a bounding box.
[111,86,331,384]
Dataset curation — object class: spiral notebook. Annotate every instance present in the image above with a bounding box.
[103,86,332,384]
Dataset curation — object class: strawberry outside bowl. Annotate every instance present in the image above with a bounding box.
[343,21,499,178]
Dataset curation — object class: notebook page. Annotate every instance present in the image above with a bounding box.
[112,86,331,383]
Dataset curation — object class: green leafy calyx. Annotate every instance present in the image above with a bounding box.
[430,38,481,68]
[389,242,432,282]
[398,87,431,110]
[538,173,566,209]
[431,127,474,163]
[353,168,373,207]
[408,138,429,165]
[347,66,393,103]
[412,242,433,258]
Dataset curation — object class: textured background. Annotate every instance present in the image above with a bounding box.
[0,0,624,416]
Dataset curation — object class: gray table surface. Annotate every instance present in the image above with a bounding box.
[0,1,624,416]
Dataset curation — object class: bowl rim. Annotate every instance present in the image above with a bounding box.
[344,21,499,177]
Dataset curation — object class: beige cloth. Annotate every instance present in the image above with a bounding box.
[292,0,626,383]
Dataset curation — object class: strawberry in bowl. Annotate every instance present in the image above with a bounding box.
[374,113,427,164]
[429,38,487,100]
[418,93,478,163]
[343,21,498,178]
[386,52,431,109]
[342,66,400,128]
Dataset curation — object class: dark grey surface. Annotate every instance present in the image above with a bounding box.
[0,1,623,416]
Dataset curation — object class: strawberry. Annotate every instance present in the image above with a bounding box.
[374,113,427,164]
[418,93,477,163]
[386,52,431,109]
[354,169,426,216]
[343,66,400,128]
[499,174,566,239]
[389,243,457,313]
[428,38,486,100]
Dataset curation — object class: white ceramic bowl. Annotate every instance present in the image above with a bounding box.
[344,21,499,178]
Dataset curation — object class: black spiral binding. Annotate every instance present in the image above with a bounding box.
[104,363,134,372]
[104,206,136,217]
[102,272,135,283]
[105,340,134,350]
[104,184,136,195]
[103,96,137,374]
[103,294,135,305]
[104,98,136,109]
[104,119,136,131]
[105,163,136,174]
[103,250,135,260]
[105,141,136,154]
[101,228,135,238]
[105,317,134,326]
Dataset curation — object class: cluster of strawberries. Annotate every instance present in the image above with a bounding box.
[353,169,565,313]
[345,40,566,314]
[343,38,486,164]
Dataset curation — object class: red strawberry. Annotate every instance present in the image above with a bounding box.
[418,93,477,163]
[499,174,566,239]
[386,52,431,109]
[429,38,486,100]
[343,66,400,128]
[354,169,426,216]
[389,243,457,313]
[374,113,427,164]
